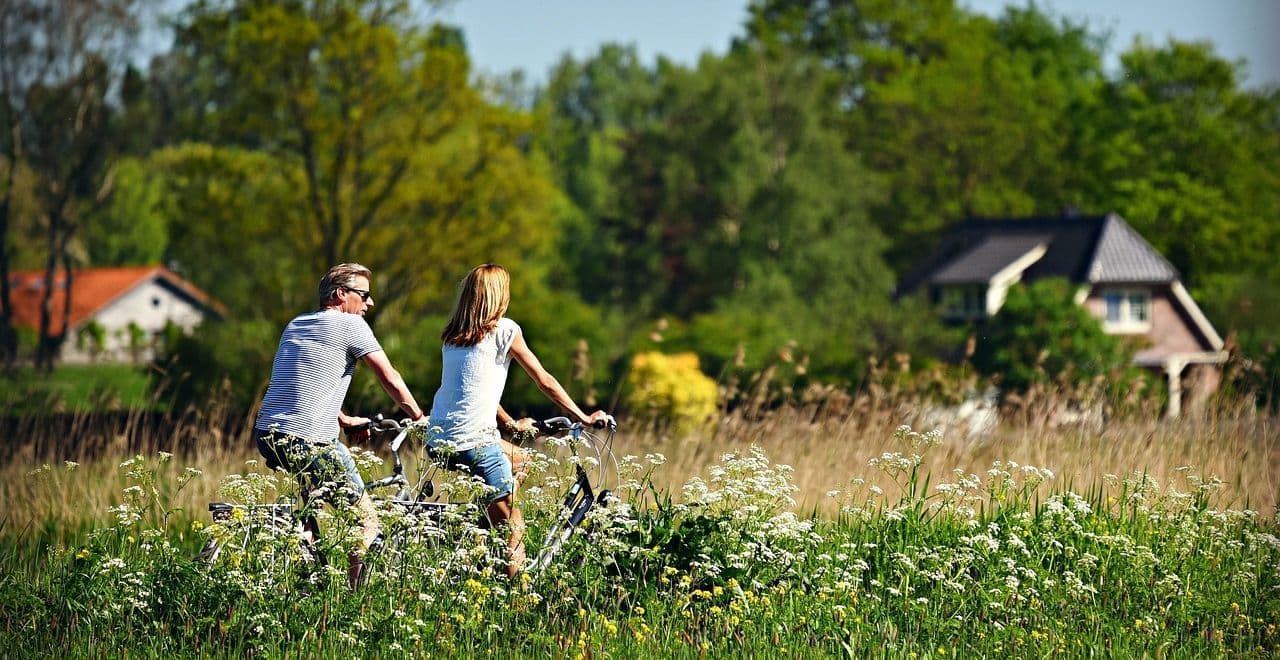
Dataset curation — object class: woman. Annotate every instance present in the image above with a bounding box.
[427,263,610,577]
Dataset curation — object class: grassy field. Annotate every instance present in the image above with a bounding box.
[1,403,1277,656]
[0,364,155,413]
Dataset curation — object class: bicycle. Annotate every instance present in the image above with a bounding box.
[197,414,620,582]
[362,413,621,578]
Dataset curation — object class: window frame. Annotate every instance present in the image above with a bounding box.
[939,284,987,320]
[1101,288,1152,333]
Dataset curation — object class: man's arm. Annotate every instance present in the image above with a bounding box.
[361,350,425,420]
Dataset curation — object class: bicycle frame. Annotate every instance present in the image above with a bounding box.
[527,417,617,575]
[200,414,619,578]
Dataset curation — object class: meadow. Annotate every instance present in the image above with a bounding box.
[1,395,1277,657]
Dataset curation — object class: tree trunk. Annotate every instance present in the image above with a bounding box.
[0,122,19,369]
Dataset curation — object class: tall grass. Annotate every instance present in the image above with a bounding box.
[2,388,1277,541]
[1,417,1276,656]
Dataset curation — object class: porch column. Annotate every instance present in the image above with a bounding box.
[1165,358,1185,420]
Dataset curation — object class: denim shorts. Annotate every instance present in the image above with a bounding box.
[430,440,514,503]
[255,429,366,504]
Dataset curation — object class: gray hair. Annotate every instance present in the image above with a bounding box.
[318,263,372,306]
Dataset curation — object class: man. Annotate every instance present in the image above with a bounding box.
[254,262,425,589]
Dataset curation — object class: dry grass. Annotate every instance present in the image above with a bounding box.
[627,403,1279,518]
[2,395,1277,539]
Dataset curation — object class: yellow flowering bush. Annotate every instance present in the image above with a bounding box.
[624,351,718,433]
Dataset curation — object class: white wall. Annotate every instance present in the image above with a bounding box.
[62,278,211,364]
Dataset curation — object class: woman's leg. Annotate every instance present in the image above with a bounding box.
[487,495,526,578]
[500,439,531,485]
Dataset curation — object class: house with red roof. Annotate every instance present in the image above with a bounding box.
[9,266,225,364]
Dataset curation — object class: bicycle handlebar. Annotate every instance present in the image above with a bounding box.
[361,412,616,438]
[535,415,616,432]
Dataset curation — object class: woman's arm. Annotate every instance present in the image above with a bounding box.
[361,350,426,420]
[509,332,607,426]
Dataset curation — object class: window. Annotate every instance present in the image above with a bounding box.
[1102,289,1151,331]
[939,285,986,319]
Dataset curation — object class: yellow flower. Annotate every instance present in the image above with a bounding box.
[76,548,91,560]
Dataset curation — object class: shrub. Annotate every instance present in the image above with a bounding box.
[973,279,1135,395]
[152,319,279,412]
[623,351,718,433]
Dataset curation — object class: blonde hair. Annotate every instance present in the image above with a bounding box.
[442,264,511,347]
[318,263,372,307]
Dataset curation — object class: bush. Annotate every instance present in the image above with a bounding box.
[973,279,1136,395]
[152,319,280,413]
[623,351,717,433]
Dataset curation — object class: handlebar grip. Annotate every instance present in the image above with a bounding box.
[535,416,573,432]
[592,415,617,430]
[373,418,403,432]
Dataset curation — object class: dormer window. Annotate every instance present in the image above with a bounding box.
[1102,289,1151,332]
[939,284,986,320]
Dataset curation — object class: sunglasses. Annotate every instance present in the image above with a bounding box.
[344,286,372,302]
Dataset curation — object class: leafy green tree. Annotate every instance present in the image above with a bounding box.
[154,319,282,413]
[972,278,1132,394]
[0,0,143,369]
[744,0,1110,272]
[155,0,559,322]
[83,157,168,266]
[1089,39,1280,290]
[539,41,896,380]
[537,45,666,312]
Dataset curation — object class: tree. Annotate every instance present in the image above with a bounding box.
[152,0,560,322]
[1089,39,1280,291]
[539,40,895,379]
[972,278,1133,394]
[0,0,142,370]
[82,157,168,266]
[744,1,1112,272]
[537,45,664,310]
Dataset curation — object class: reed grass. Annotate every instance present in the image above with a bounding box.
[3,391,1276,544]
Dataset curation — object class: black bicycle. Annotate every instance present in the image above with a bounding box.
[197,414,619,580]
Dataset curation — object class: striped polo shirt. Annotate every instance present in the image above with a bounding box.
[255,310,383,442]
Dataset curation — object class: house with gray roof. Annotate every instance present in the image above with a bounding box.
[898,212,1227,418]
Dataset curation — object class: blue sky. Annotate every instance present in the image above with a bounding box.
[439,0,1279,88]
